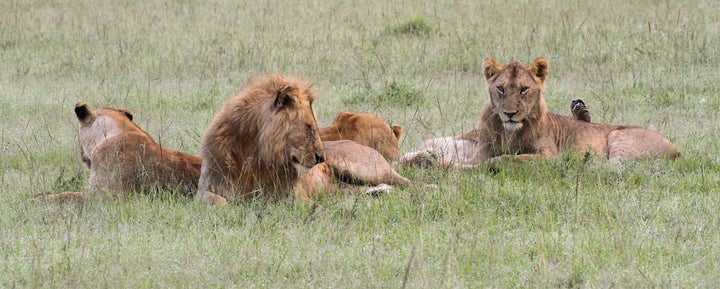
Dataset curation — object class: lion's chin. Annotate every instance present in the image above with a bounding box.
[291,156,315,175]
[292,162,311,175]
[503,122,523,132]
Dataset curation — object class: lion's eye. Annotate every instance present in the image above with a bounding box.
[496,86,505,94]
[520,87,529,95]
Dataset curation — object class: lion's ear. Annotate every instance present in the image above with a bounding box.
[483,57,502,80]
[391,125,403,141]
[530,56,549,83]
[334,111,356,122]
[118,109,134,121]
[275,85,300,109]
[74,102,92,121]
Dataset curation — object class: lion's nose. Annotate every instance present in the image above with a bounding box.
[503,111,518,119]
[315,153,325,164]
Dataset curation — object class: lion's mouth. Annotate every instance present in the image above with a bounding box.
[502,121,523,132]
[291,155,315,169]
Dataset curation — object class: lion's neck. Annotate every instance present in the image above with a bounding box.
[488,101,549,155]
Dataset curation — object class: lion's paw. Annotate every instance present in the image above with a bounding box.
[487,155,516,172]
[400,149,439,168]
[199,192,228,207]
[365,184,394,198]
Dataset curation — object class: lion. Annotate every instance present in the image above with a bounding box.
[294,112,426,202]
[401,56,680,168]
[35,102,202,201]
[197,74,325,205]
[196,74,425,205]
[319,111,403,162]
[293,140,419,202]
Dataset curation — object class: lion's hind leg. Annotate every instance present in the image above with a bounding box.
[324,141,415,186]
[303,140,435,200]
[400,137,483,169]
[606,128,680,163]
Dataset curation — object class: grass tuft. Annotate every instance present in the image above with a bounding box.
[51,167,84,192]
[342,80,424,107]
[383,16,432,37]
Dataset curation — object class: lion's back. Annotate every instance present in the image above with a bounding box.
[90,132,200,195]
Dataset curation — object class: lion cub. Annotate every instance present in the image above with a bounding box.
[36,102,202,201]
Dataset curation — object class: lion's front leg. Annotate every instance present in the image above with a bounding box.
[196,191,228,207]
[487,143,557,169]
[294,163,338,203]
[487,153,549,166]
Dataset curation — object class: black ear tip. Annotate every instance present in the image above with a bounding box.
[119,109,134,121]
[74,102,90,120]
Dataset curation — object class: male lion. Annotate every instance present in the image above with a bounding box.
[36,102,202,201]
[198,81,422,205]
[197,74,325,204]
[401,56,680,168]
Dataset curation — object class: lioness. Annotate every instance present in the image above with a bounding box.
[36,102,202,201]
[401,56,680,168]
[320,111,403,162]
[42,101,411,204]
[295,112,425,202]
[294,140,418,202]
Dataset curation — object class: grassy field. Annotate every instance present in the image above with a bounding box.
[1,0,719,287]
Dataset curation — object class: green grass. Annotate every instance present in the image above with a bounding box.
[383,15,433,37]
[2,0,719,287]
[342,80,425,108]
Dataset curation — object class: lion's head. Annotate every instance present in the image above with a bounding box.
[74,102,138,169]
[199,74,325,201]
[482,56,549,132]
[319,111,403,162]
[255,77,325,171]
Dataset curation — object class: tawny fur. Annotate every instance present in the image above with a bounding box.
[571,99,591,122]
[197,74,324,204]
[319,111,403,162]
[296,112,426,202]
[294,140,417,203]
[35,102,201,201]
[401,56,680,168]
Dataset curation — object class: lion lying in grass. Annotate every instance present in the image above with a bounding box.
[401,56,680,168]
[35,102,202,201]
[295,111,426,202]
[320,111,404,162]
[38,79,420,204]
[197,74,424,205]
[196,74,326,204]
